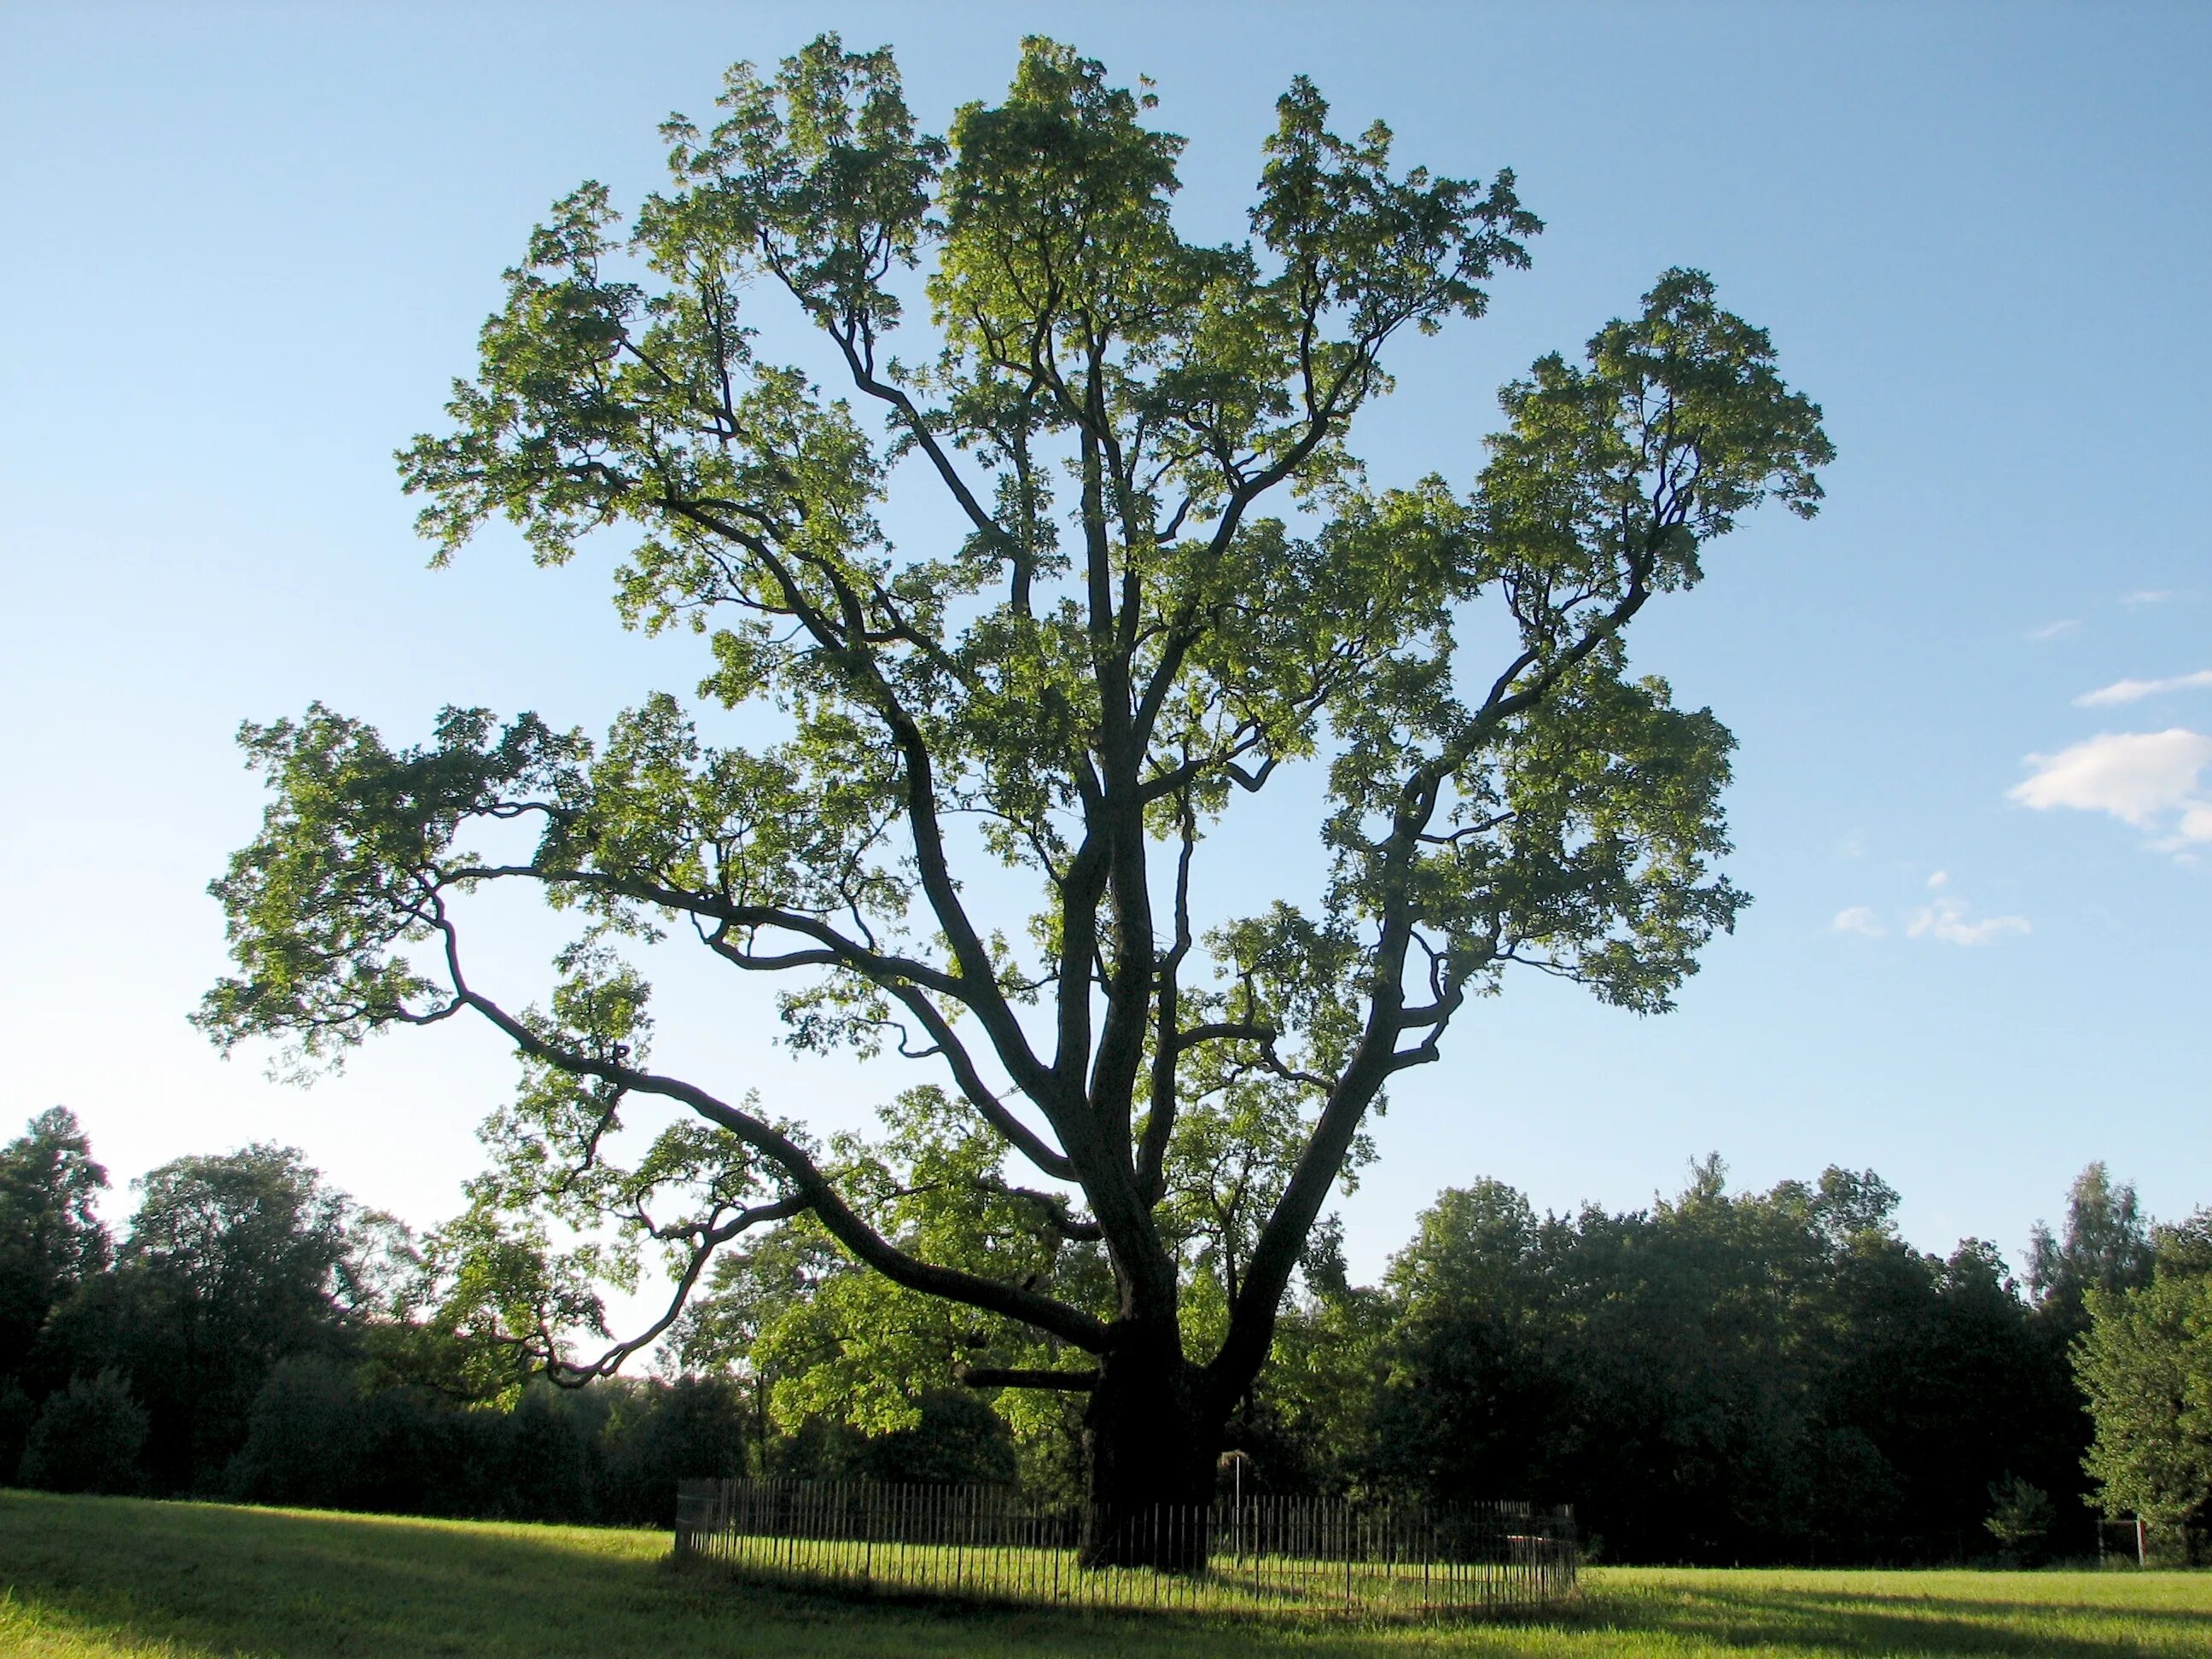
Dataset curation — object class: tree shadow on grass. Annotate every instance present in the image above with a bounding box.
[1547,1576,2212,1657]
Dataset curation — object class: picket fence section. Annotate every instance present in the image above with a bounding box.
[674,1477,1578,1618]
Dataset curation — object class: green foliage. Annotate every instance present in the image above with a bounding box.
[818,1388,1021,1487]
[1983,1474,2056,1565]
[1338,1161,2085,1563]
[121,1144,354,1326]
[17,1371,147,1495]
[226,1354,373,1508]
[505,1384,597,1522]
[597,1375,752,1525]
[2031,1162,2156,1336]
[39,1142,364,1493]
[229,1359,753,1526]
[2077,1213,2212,1537]
[0,1109,109,1386]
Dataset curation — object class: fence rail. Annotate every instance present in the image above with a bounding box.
[674,1476,1577,1618]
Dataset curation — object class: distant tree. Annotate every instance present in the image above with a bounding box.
[1360,1160,2074,1564]
[665,1217,849,1476]
[200,32,1830,1553]
[0,1108,110,1385]
[347,1386,513,1518]
[2076,1213,2212,1555]
[1365,1179,1563,1505]
[61,1144,358,1490]
[17,1370,147,1495]
[0,1381,35,1483]
[2029,1162,2156,1335]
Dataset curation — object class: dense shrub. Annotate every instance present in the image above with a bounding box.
[228,1356,372,1508]
[597,1377,751,1527]
[18,1371,148,1494]
[0,1380,37,1481]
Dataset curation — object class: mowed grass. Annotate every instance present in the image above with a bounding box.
[681,1526,1566,1615]
[3,1488,2209,1658]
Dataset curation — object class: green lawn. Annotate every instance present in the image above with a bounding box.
[3,1489,2208,1657]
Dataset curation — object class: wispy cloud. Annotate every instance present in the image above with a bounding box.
[2120,589,2191,606]
[2075,669,2212,707]
[2025,619,2080,643]
[1837,873,2027,945]
[2010,728,2212,847]
[1906,892,2030,946]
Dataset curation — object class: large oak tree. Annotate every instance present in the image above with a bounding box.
[202,34,1831,1557]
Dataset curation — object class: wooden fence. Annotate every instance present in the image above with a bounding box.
[674,1477,1578,1618]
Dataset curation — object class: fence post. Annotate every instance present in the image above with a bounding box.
[1336,1497,1348,1611]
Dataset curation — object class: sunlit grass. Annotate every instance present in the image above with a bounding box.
[4,1489,2208,1656]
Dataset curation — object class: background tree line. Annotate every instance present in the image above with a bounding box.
[4,1106,2204,1562]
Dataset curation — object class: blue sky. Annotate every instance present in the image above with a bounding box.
[2,2,2205,1295]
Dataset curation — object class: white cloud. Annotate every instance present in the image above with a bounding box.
[2120,589,2190,606]
[1906,893,2030,946]
[2075,669,2212,707]
[1839,873,2028,946]
[2025,619,2080,643]
[2010,729,2212,840]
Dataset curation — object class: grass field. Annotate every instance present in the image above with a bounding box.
[3,1488,2208,1657]
[678,1517,1569,1615]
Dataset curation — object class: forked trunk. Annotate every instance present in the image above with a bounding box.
[1079,1317,1225,1569]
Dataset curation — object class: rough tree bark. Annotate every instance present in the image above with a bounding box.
[1080,1322,1224,1567]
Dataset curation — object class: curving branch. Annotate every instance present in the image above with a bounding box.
[426,903,1109,1353]
[543,1192,812,1386]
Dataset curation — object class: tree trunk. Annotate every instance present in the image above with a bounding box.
[1079,1317,1225,1569]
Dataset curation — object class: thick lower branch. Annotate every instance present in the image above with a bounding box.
[431,917,1109,1354]
[959,1366,1099,1392]
[457,861,1079,1184]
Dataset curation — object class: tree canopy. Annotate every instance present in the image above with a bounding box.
[2029,1161,2157,1335]
[1330,1161,2085,1563]
[55,1144,364,1489]
[0,1108,109,1376]
[199,33,1830,1523]
[2077,1214,2212,1551]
